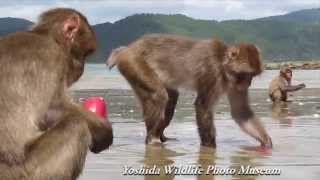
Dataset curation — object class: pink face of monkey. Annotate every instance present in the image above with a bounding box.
[280,66,292,81]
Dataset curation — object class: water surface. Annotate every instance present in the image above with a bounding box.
[71,64,320,90]
[73,88,320,180]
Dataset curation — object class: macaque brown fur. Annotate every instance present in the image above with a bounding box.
[269,66,305,102]
[107,34,272,148]
[0,8,113,180]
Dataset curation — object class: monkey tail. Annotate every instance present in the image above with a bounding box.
[106,46,127,69]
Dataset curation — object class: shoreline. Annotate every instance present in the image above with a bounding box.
[264,61,320,70]
[87,61,320,70]
[71,68,320,90]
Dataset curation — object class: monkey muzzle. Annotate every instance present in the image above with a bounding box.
[232,73,253,90]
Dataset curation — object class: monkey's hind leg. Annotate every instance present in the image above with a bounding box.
[160,88,179,142]
[25,115,91,180]
[118,59,168,145]
[270,89,285,102]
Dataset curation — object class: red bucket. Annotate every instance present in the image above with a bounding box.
[81,96,107,119]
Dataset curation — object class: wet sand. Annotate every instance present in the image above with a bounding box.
[73,88,320,180]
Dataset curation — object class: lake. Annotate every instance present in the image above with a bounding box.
[74,64,320,180]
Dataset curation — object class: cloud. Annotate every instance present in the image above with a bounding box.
[0,0,318,24]
[180,0,320,20]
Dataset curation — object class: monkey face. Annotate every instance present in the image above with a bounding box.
[224,43,262,75]
[280,66,292,80]
[70,19,97,62]
[34,8,97,62]
[285,71,292,80]
[223,43,263,90]
[235,73,253,90]
[224,72,253,91]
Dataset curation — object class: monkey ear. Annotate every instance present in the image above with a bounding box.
[63,15,81,43]
[227,46,240,60]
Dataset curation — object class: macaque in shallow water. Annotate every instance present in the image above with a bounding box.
[107,34,272,148]
[269,65,305,102]
[0,8,113,180]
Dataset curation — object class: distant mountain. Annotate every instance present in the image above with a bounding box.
[91,8,320,63]
[257,8,320,23]
[0,8,319,63]
[0,17,33,36]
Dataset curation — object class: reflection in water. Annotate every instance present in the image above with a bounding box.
[230,147,274,180]
[230,150,258,180]
[143,146,219,180]
[143,145,176,180]
[197,147,216,180]
[270,102,292,126]
[78,88,320,180]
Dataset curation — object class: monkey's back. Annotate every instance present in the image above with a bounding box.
[0,32,66,160]
[127,34,225,90]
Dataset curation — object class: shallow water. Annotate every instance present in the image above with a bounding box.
[71,64,320,90]
[73,88,320,180]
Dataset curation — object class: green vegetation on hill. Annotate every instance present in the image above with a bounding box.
[0,8,319,63]
[91,8,320,63]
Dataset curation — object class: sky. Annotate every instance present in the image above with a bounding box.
[0,0,319,25]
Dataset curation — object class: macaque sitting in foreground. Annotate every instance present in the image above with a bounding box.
[0,8,113,180]
[107,34,272,148]
[269,66,306,102]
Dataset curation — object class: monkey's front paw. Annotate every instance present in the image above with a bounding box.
[90,124,113,153]
[200,141,217,148]
[261,136,273,148]
[160,134,177,142]
[299,83,306,88]
[146,136,162,145]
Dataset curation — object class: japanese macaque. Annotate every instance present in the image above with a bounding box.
[269,65,306,102]
[0,8,113,180]
[107,34,272,148]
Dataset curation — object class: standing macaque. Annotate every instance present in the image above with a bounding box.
[0,8,113,180]
[269,65,305,102]
[107,34,272,148]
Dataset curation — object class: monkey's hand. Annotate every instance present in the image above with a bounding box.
[261,135,273,148]
[61,100,113,153]
[298,83,306,89]
[80,107,113,153]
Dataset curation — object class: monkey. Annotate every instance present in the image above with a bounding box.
[269,65,306,102]
[107,33,272,148]
[0,8,113,180]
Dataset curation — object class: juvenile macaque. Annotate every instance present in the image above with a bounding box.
[269,66,305,102]
[0,8,113,180]
[107,34,272,148]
